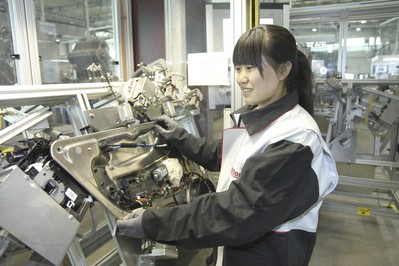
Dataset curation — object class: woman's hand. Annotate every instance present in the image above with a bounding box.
[153,115,179,140]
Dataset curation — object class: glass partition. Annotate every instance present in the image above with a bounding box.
[289,3,399,80]
[33,0,120,84]
[346,17,399,79]
[164,0,232,140]
[0,0,17,85]
[203,1,232,139]
[292,20,341,79]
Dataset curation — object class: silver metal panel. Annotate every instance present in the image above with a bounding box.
[0,82,120,108]
[0,166,81,266]
[329,129,357,163]
[84,106,121,131]
[51,123,168,219]
[338,175,399,191]
[380,100,399,125]
[0,107,53,145]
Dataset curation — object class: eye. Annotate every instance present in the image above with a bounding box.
[235,66,242,72]
[245,65,255,70]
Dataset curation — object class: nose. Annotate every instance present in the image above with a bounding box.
[236,72,249,85]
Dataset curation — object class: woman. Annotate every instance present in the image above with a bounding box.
[117,24,338,266]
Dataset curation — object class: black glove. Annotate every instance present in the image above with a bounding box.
[153,115,179,140]
[116,208,145,238]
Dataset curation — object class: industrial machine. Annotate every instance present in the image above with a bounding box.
[314,77,399,217]
[0,59,215,266]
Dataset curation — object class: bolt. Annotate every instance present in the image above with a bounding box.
[108,164,114,170]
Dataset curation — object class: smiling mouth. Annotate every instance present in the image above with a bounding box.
[242,88,253,93]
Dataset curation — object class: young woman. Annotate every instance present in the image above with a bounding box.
[117,24,338,266]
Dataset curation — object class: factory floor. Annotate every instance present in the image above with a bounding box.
[308,119,399,265]
[310,204,399,266]
[156,204,399,266]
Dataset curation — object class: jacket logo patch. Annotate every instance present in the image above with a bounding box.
[231,167,241,179]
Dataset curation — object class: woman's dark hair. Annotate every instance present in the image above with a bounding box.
[233,24,314,116]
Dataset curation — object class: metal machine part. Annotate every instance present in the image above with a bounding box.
[0,137,94,264]
[51,123,166,218]
[0,58,215,265]
[316,79,399,156]
[50,122,215,217]
[314,78,399,220]
[49,121,215,265]
[0,166,88,266]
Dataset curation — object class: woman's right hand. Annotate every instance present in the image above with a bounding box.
[153,115,179,140]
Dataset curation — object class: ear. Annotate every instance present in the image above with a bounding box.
[278,61,292,80]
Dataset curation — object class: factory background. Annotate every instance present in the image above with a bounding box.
[0,0,398,265]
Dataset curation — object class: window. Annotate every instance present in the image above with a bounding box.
[293,20,340,78]
[346,17,399,79]
[163,0,233,139]
[33,0,120,84]
[289,1,399,80]
[0,0,17,85]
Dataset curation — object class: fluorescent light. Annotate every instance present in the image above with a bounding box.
[346,37,365,47]
[50,59,69,63]
[382,57,399,62]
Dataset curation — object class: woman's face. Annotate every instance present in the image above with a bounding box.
[235,58,289,108]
